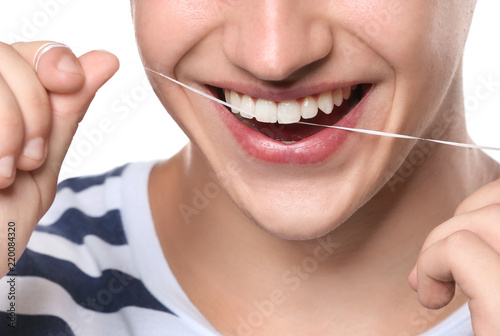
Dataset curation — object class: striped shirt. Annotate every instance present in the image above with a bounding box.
[0,161,473,335]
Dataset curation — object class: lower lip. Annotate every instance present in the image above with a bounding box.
[215,88,372,165]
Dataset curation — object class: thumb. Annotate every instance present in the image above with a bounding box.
[34,50,119,198]
[12,41,86,93]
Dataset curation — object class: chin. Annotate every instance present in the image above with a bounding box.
[253,210,348,241]
[237,189,356,240]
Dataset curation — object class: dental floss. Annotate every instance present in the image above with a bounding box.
[298,122,500,151]
[145,67,500,152]
[145,68,252,116]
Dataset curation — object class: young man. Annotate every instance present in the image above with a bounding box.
[1,0,500,335]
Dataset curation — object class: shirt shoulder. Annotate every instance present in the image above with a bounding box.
[36,164,130,246]
[0,163,204,336]
[418,303,473,336]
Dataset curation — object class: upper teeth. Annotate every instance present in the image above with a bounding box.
[224,86,354,124]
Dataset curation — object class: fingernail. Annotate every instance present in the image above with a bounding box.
[33,42,70,72]
[56,54,82,75]
[0,156,15,178]
[23,137,45,161]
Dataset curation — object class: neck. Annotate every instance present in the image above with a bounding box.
[150,106,499,335]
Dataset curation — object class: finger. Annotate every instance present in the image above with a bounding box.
[409,204,500,290]
[11,41,85,94]
[0,43,51,171]
[455,178,500,216]
[31,50,119,207]
[413,230,500,335]
[417,204,500,255]
[0,75,24,188]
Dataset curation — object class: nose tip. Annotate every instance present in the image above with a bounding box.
[223,4,333,82]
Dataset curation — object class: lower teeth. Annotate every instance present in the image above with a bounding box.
[226,85,365,143]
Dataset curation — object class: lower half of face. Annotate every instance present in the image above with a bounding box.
[133,0,475,239]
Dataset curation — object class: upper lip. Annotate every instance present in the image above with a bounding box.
[207,81,368,102]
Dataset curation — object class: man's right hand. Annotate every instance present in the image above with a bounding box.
[0,41,119,276]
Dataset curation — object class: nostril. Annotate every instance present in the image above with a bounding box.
[222,7,333,82]
[227,43,333,83]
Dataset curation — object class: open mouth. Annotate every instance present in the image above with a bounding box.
[211,84,371,143]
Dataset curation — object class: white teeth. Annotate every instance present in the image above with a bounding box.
[255,99,278,123]
[278,100,301,124]
[318,91,333,114]
[224,89,231,103]
[230,90,242,114]
[300,96,318,119]
[333,89,343,107]
[343,86,352,100]
[224,85,356,124]
[240,95,255,119]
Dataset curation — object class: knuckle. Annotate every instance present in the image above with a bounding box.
[30,92,51,112]
[0,117,24,152]
[425,225,442,243]
[454,198,470,216]
[10,41,29,49]
[0,178,15,190]
[454,180,500,216]
[421,223,447,251]
[444,230,477,256]
[0,43,22,62]
[0,42,14,54]
[24,94,52,134]
[480,203,500,220]
[0,113,24,133]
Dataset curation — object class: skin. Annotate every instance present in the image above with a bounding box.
[136,0,500,334]
[135,0,478,238]
[0,43,118,277]
[1,0,500,335]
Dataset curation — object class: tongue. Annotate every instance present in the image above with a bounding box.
[240,112,343,142]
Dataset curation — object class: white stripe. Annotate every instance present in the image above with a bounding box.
[27,231,140,279]
[120,161,222,336]
[0,277,202,336]
[39,177,122,225]
[418,304,472,335]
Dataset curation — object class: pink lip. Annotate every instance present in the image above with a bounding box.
[214,82,359,102]
[212,86,372,165]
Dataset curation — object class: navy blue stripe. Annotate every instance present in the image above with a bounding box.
[35,209,127,246]
[57,164,128,193]
[16,249,174,315]
[0,312,75,336]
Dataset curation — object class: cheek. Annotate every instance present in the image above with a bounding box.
[132,0,219,70]
[340,1,424,68]
[340,0,467,74]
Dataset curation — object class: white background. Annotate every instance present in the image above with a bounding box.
[1,0,499,180]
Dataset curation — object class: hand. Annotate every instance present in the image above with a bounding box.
[0,41,119,276]
[408,178,500,335]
